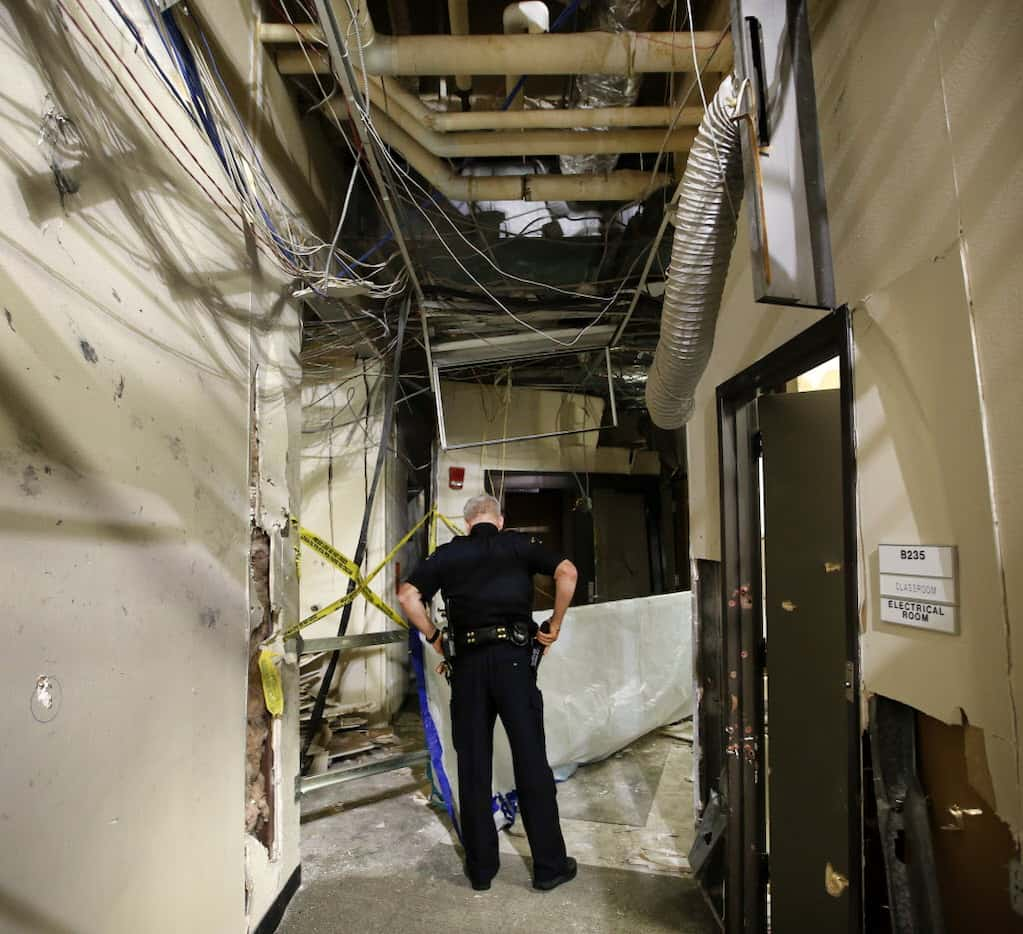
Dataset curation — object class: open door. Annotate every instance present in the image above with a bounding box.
[759,389,854,932]
[709,311,860,934]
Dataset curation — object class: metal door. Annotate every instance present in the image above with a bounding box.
[593,489,650,601]
[758,389,853,933]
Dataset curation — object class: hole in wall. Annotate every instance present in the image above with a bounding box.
[246,525,275,851]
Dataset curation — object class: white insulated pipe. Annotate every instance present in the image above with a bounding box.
[352,85,697,157]
[261,20,732,76]
[645,75,744,429]
[502,2,550,110]
[427,103,703,132]
[447,0,472,92]
[368,108,673,202]
[294,68,703,131]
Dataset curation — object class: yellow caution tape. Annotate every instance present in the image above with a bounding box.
[258,648,284,717]
[284,508,466,640]
[437,512,464,538]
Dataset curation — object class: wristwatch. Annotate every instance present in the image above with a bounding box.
[426,628,441,644]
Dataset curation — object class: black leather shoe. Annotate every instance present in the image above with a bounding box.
[464,866,491,891]
[533,857,577,892]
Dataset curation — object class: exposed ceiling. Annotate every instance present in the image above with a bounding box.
[265,0,731,416]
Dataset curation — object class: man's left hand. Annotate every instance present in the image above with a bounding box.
[536,617,562,655]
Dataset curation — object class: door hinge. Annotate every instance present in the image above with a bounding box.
[757,637,768,669]
[844,660,855,702]
[752,430,764,457]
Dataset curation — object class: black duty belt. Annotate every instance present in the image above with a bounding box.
[454,620,534,650]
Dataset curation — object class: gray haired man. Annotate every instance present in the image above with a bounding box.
[398,494,579,892]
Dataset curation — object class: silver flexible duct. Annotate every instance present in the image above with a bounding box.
[645,75,744,429]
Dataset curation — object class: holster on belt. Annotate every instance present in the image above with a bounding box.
[440,628,455,682]
[530,619,551,673]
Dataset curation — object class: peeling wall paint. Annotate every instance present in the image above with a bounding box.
[0,2,316,931]
[685,0,1023,834]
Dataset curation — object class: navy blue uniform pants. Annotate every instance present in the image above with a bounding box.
[450,642,568,885]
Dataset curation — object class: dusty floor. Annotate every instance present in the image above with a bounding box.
[279,706,718,934]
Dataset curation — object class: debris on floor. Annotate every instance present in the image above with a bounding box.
[285,710,717,934]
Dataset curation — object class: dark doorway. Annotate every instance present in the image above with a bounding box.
[486,470,676,608]
[710,309,860,933]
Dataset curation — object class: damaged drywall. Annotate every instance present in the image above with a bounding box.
[0,2,319,932]
[243,281,305,927]
[246,524,274,845]
[917,711,1023,931]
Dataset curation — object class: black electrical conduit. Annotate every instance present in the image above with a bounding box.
[300,299,409,774]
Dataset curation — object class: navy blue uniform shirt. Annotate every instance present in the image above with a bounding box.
[406,522,565,631]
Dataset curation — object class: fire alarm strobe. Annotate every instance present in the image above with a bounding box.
[448,467,465,490]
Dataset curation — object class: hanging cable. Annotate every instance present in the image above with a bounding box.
[300,298,410,773]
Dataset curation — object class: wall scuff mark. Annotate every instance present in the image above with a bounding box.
[39,96,82,211]
[30,675,62,723]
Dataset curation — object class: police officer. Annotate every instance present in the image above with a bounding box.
[398,493,579,893]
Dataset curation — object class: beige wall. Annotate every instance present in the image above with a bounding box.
[685,0,1023,831]
[0,2,321,930]
[435,380,660,547]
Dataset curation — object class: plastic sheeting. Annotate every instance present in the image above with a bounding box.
[419,591,693,827]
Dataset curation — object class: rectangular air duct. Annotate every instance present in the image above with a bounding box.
[731,0,835,308]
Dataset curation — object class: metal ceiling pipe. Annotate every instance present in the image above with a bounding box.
[345,89,696,157]
[368,108,673,202]
[645,75,744,429]
[260,16,732,76]
[502,2,550,109]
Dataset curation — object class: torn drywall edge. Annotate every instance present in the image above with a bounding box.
[863,692,1020,836]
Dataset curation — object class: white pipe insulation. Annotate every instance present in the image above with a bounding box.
[644,75,745,430]
[343,86,697,157]
[502,2,550,109]
[261,17,732,76]
[447,0,471,92]
[367,107,674,202]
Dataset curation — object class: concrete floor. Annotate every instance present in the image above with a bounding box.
[279,708,718,934]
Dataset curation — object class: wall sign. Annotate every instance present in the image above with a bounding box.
[878,544,956,578]
[878,544,959,635]
[879,574,957,604]
[880,598,958,634]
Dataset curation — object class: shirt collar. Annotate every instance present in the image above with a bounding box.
[469,521,500,538]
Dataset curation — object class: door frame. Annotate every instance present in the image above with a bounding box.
[715,307,860,933]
